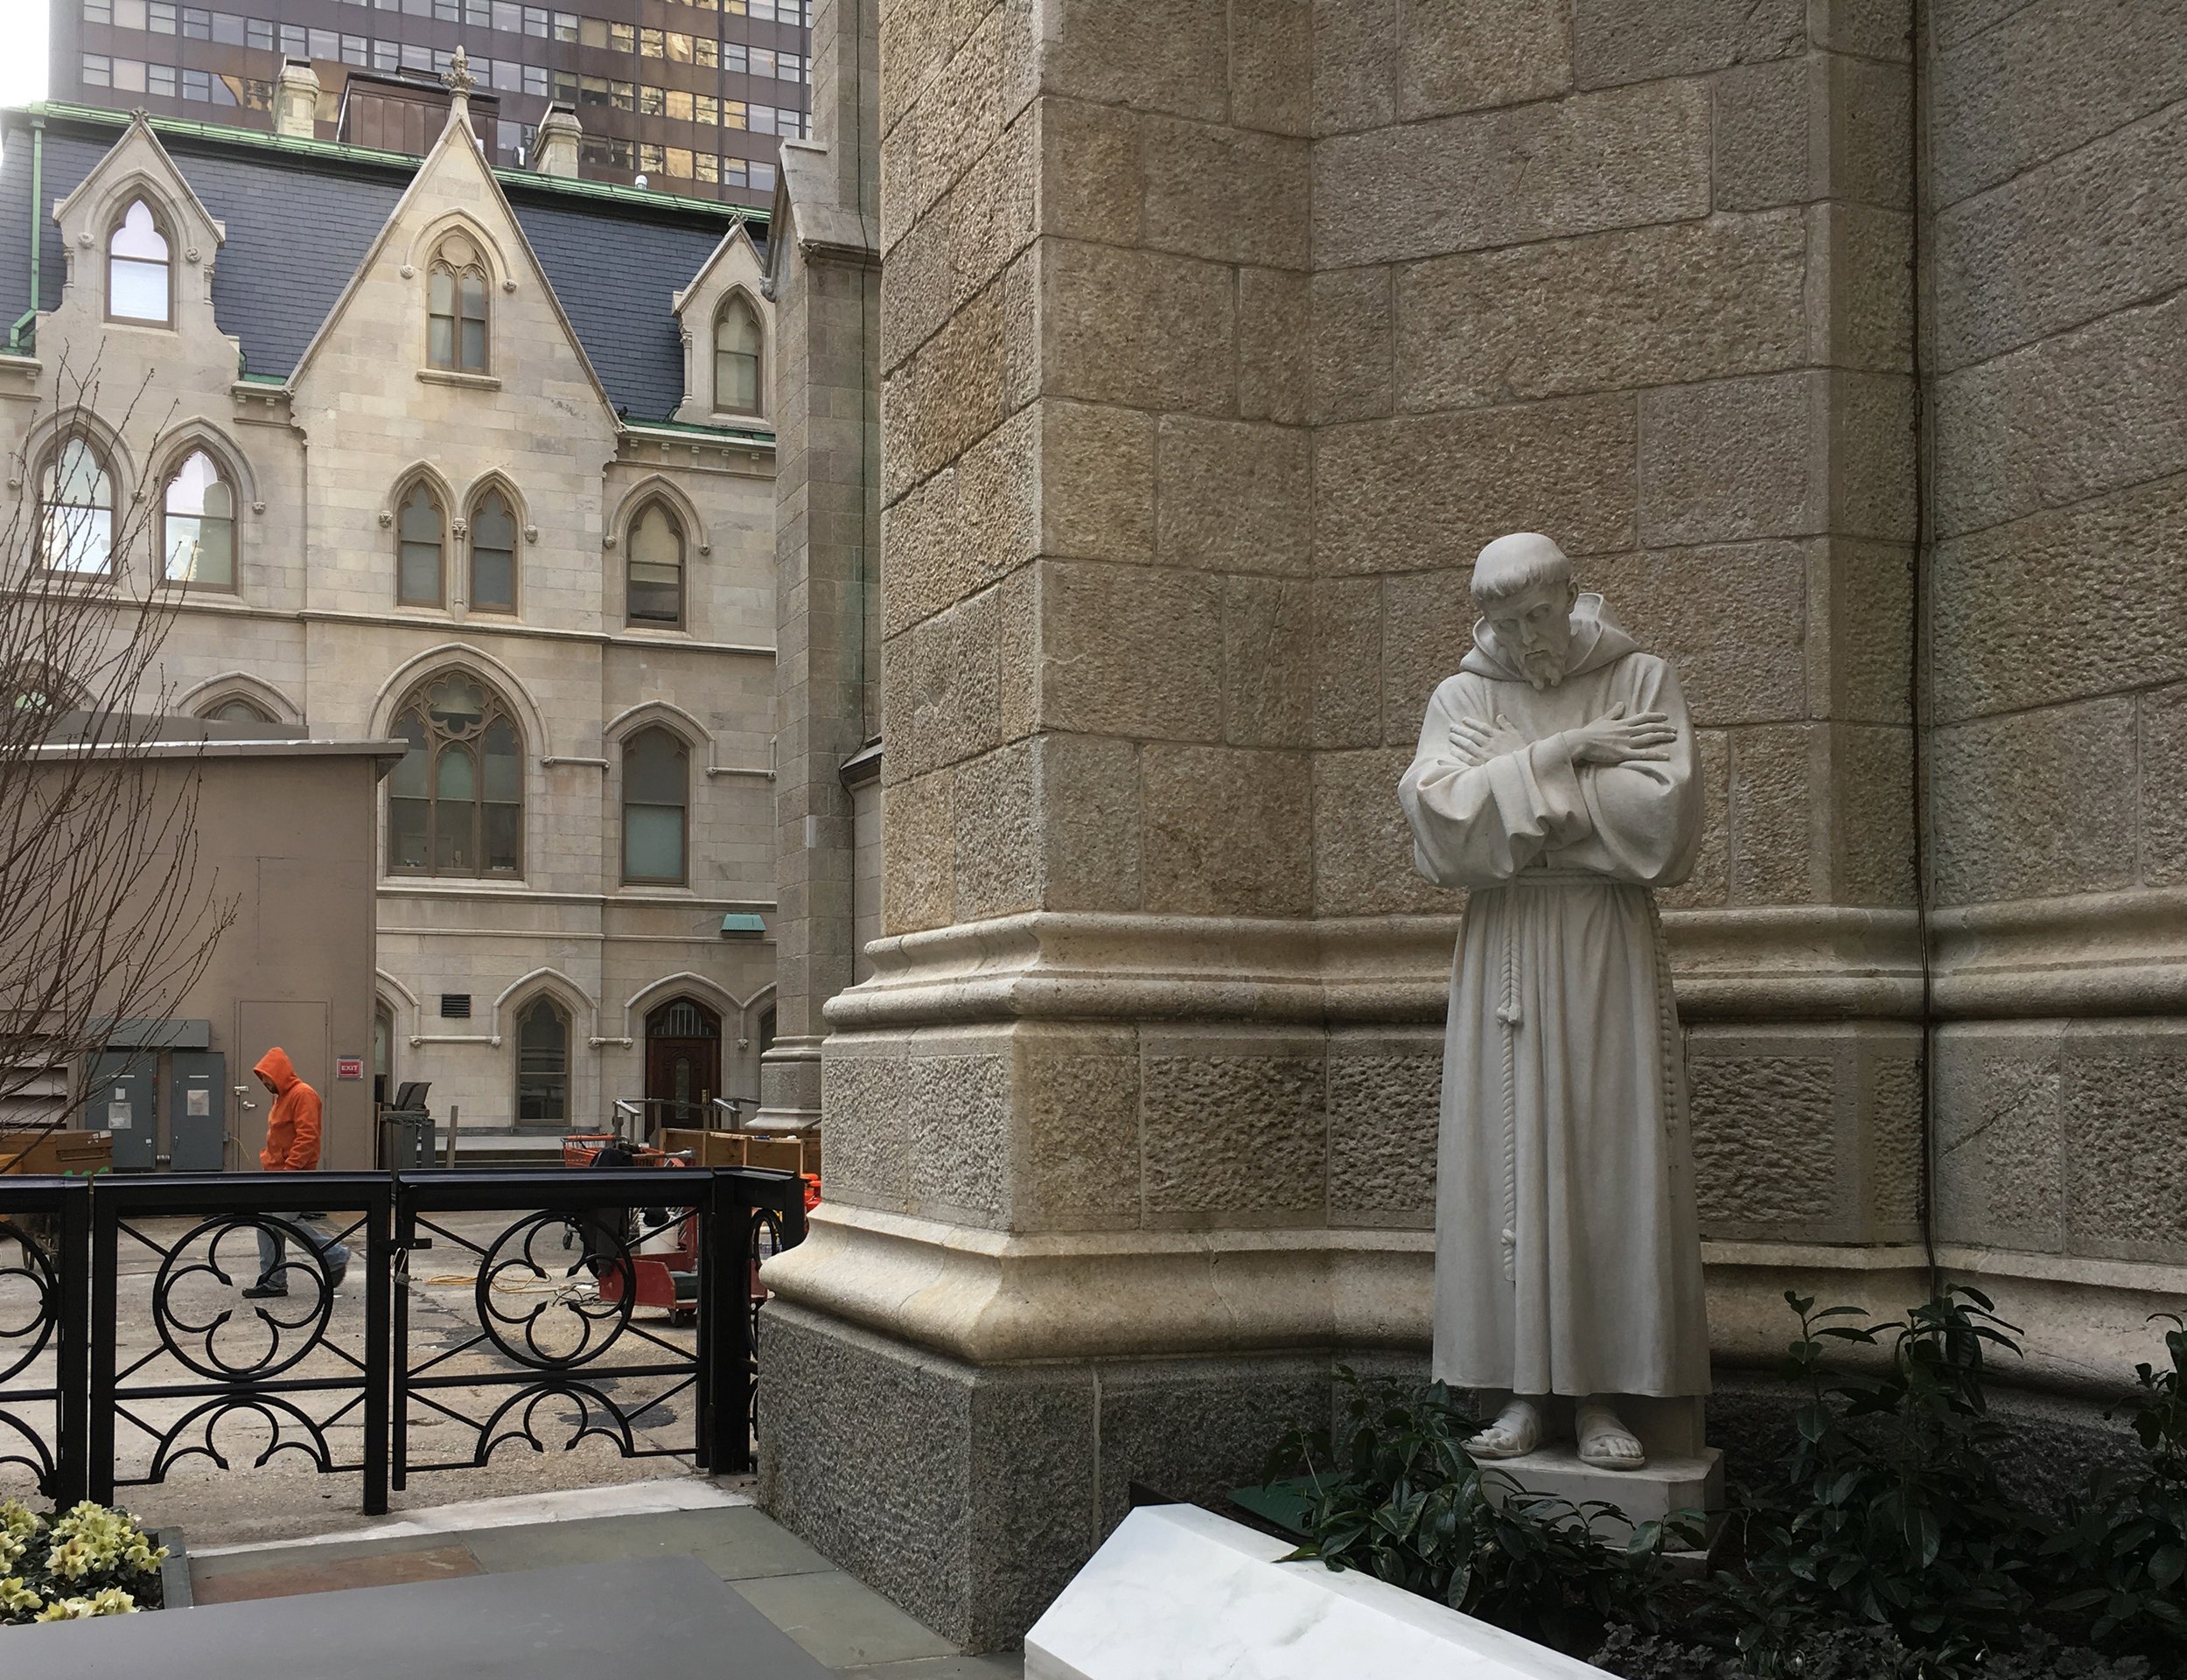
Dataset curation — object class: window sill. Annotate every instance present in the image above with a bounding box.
[416,368,502,391]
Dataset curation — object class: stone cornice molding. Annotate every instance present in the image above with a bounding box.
[1927,887,2187,1017]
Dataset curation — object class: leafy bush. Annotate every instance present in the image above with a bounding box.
[1262,1368,1696,1652]
[0,1498,167,1625]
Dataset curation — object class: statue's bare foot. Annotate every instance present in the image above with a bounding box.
[1575,1397,1647,1470]
[1464,1398,1545,1460]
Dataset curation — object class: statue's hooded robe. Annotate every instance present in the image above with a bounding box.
[1399,594,1710,1398]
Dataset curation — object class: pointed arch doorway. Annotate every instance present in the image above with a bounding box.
[645,996,721,1130]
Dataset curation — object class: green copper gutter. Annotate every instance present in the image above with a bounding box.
[7,114,40,355]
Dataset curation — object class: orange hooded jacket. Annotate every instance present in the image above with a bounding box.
[255,1048,323,1172]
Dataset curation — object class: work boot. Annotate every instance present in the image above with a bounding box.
[241,1280,287,1300]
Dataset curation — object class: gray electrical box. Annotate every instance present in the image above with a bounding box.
[87,1050,159,1173]
[166,1051,227,1173]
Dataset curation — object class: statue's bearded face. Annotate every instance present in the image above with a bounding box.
[1482,577,1578,687]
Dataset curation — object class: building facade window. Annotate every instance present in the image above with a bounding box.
[625,502,685,628]
[161,450,235,588]
[426,234,489,373]
[386,672,523,877]
[514,995,568,1122]
[469,485,517,612]
[202,695,274,724]
[108,199,171,324]
[37,438,115,575]
[622,726,688,885]
[713,292,762,416]
[396,479,446,606]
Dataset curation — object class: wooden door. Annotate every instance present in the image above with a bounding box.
[645,999,721,1131]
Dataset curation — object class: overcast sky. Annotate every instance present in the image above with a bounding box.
[0,0,52,141]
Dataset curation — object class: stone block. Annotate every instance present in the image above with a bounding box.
[1396,213,1807,412]
[1040,96,1145,247]
[1930,476,2187,724]
[1932,294,2187,539]
[1570,0,1802,87]
[1379,568,1475,745]
[1588,544,1809,726]
[1932,1024,2065,1251]
[1312,80,1710,268]
[1012,1024,1143,1230]
[819,1042,912,1209]
[1658,728,1729,910]
[1317,396,1638,575]
[1713,58,1810,213]
[1687,1038,1844,1238]
[881,764,955,932]
[904,1042,1015,1224]
[1156,417,1313,574]
[1142,120,1310,269]
[1036,731,1145,910]
[958,402,1040,577]
[1228,0,1312,136]
[880,268,1021,503]
[1927,699,2137,905]
[1237,266,1309,425]
[1860,1049,1925,1237]
[953,739,1039,920]
[998,566,1039,740]
[1830,724,1916,905]
[1326,1034,1443,1223]
[1221,575,1317,747]
[1093,1358,1332,1529]
[1312,576,1384,749]
[1313,747,1450,917]
[1040,399,1156,562]
[1309,265,1394,424]
[2062,1023,2187,1260]
[1933,104,2187,371]
[1141,1031,1327,1220]
[1639,373,1820,546]
[1812,0,1911,62]
[1041,561,1225,740]
[1311,0,1396,136]
[1928,0,2187,206]
[1810,203,1914,374]
[1827,370,1918,542]
[1045,240,1237,416]
[1040,0,1231,124]
[1396,0,1570,121]
[1729,724,1817,904]
[2142,684,2187,887]
[1142,744,1313,917]
[1825,54,1911,209]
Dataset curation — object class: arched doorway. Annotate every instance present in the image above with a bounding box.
[646,997,721,1130]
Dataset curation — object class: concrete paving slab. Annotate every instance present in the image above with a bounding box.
[0,1555,835,1678]
[192,1542,481,1603]
[465,1504,835,1581]
[730,1568,962,1670]
[849,1656,1027,1678]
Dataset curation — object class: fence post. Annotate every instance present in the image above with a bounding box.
[361,1175,392,1516]
[389,1174,411,1494]
[697,1168,746,1474]
[86,1178,119,1506]
[52,1178,92,1506]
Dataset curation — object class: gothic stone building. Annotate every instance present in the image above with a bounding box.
[0,93,780,1147]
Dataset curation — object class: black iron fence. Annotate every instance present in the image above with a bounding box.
[0,1166,806,1516]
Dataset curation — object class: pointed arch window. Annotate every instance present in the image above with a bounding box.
[427,234,489,373]
[622,726,689,885]
[396,479,446,607]
[37,438,115,575]
[514,994,569,1122]
[712,292,762,416]
[202,695,275,725]
[469,484,517,613]
[625,501,685,628]
[161,450,235,589]
[108,199,171,324]
[386,671,524,877]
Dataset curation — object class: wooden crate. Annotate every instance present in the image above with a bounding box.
[658,1128,745,1167]
[0,1129,114,1175]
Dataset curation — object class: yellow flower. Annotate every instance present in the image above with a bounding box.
[87,1587,136,1615]
[34,1596,94,1621]
[0,1576,41,1614]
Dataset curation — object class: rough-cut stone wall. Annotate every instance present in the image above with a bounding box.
[1923,0,2187,1383]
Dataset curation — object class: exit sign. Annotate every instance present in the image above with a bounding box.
[336,1057,365,1081]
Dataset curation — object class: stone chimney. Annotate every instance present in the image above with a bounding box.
[273,59,319,140]
[532,104,581,178]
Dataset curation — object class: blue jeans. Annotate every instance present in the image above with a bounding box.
[255,1213,352,1291]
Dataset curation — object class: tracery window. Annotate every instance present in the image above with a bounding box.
[468,484,517,612]
[712,292,761,415]
[622,726,688,885]
[37,438,115,575]
[386,672,523,877]
[514,995,569,1121]
[625,501,684,628]
[161,450,235,588]
[201,696,275,725]
[426,233,489,373]
[396,478,446,607]
[108,199,171,324]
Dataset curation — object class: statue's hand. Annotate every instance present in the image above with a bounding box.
[1448,714,1531,767]
[1564,701,1677,767]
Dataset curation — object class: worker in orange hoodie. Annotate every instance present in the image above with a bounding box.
[244,1048,352,1300]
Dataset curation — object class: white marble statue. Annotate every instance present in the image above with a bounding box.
[1397,533,1709,1472]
